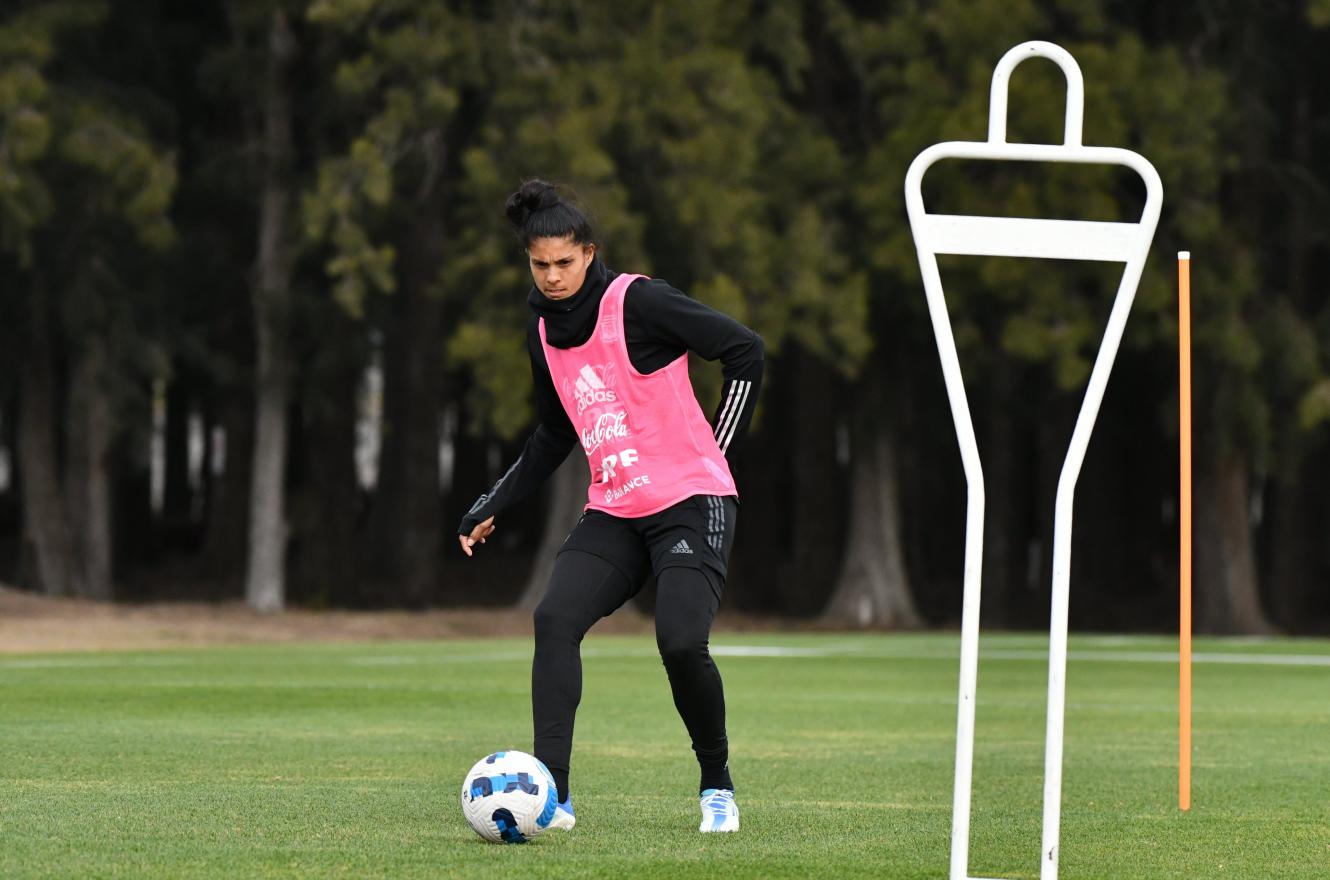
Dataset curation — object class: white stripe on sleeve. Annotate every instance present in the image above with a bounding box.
[718,381,752,453]
[713,380,742,440]
[714,380,750,446]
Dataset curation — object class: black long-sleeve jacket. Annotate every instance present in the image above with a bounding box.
[458,257,763,534]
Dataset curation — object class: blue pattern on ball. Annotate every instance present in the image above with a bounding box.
[492,808,526,844]
[533,757,557,792]
[469,771,542,803]
[531,756,559,828]
[534,780,557,828]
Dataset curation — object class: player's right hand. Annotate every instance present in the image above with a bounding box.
[459,516,495,557]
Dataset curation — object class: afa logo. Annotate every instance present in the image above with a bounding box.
[595,447,639,483]
[568,363,618,414]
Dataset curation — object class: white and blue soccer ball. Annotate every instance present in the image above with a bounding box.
[460,750,559,843]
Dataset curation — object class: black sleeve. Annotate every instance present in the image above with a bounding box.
[457,320,578,535]
[628,279,765,458]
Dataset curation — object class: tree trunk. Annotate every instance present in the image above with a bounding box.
[162,373,193,531]
[1262,475,1316,632]
[246,360,288,611]
[363,299,441,606]
[17,326,76,597]
[363,213,445,607]
[64,337,114,599]
[1261,55,1317,633]
[1194,449,1272,634]
[289,316,363,607]
[981,358,1019,627]
[821,405,921,629]
[786,347,845,616]
[200,387,252,592]
[517,453,586,610]
[244,9,297,612]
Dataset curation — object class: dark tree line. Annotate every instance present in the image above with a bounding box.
[1,0,1328,633]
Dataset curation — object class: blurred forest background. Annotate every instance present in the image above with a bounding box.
[2,0,1329,634]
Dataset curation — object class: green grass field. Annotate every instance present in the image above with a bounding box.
[3,632,1328,879]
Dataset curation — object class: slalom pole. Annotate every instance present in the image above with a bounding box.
[1178,251,1193,812]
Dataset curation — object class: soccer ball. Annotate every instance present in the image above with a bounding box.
[460,750,559,843]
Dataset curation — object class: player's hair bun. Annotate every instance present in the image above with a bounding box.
[505,179,561,231]
[503,179,596,247]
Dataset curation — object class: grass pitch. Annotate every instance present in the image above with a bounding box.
[3,632,1328,879]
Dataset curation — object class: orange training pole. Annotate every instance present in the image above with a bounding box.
[1178,251,1192,812]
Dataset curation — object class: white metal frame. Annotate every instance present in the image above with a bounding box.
[903,41,1163,880]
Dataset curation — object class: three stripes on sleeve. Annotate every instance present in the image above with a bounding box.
[712,379,753,455]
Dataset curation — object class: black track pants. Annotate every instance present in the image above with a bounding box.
[531,494,737,801]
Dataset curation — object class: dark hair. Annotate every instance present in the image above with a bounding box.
[504,179,595,249]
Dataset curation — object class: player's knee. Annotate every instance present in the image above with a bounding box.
[533,599,586,644]
[656,629,709,666]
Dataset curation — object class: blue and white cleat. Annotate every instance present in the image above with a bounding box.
[548,797,576,831]
[698,788,739,833]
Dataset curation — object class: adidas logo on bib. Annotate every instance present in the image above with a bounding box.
[670,539,693,555]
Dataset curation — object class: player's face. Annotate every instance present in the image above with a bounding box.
[528,236,595,301]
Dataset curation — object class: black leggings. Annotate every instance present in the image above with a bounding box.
[531,548,732,800]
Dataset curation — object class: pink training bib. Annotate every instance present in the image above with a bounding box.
[539,273,737,517]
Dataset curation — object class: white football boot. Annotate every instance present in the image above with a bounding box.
[698,788,739,832]
[547,797,576,831]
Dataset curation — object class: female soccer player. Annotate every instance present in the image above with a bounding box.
[458,180,763,834]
